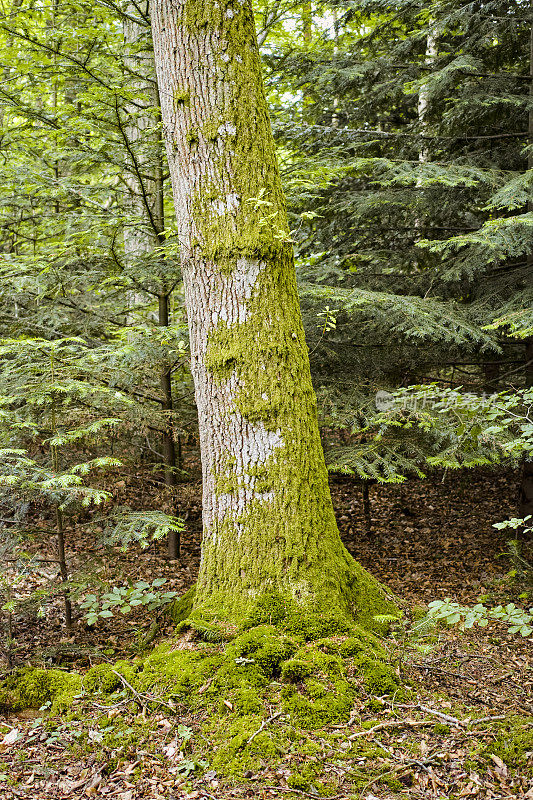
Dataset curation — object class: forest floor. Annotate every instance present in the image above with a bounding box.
[0,465,532,800]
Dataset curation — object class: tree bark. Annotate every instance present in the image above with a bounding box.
[519,338,533,517]
[150,0,395,624]
[520,10,533,518]
[415,24,437,237]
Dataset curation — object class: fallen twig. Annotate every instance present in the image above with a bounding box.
[468,714,506,726]
[418,704,462,726]
[412,663,477,684]
[246,711,283,745]
[348,718,435,739]
[373,737,440,775]
[264,787,345,799]
[111,669,175,713]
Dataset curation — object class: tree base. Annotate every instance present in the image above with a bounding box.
[0,577,404,785]
[177,555,400,638]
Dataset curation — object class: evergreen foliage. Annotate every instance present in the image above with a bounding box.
[263,0,533,481]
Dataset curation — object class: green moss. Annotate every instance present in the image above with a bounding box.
[434,722,451,735]
[479,717,533,775]
[338,635,372,658]
[181,0,289,270]
[169,585,196,624]
[185,128,199,147]
[287,772,310,790]
[0,668,81,713]
[83,664,120,695]
[138,642,223,703]
[283,686,354,729]
[279,644,355,728]
[242,591,295,629]
[1,612,408,787]
[281,658,314,683]
[354,656,400,696]
[173,87,190,108]
[380,775,405,791]
[206,714,280,777]
[189,618,233,642]
[83,660,138,695]
[283,611,352,641]
[231,625,296,679]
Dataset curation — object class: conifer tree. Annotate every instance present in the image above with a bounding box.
[267,0,533,490]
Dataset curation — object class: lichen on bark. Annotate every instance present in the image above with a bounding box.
[150,0,399,628]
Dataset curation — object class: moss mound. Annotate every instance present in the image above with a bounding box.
[0,591,403,782]
[168,585,196,624]
[83,660,140,695]
[0,667,81,714]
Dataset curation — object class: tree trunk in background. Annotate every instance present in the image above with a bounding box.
[124,7,180,558]
[150,0,396,624]
[302,4,312,44]
[123,4,162,267]
[520,14,533,518]
[415,25,437,238]
[519,338,533,517]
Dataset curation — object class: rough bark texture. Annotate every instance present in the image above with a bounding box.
[150,0,396,625]
[521,14,533,519]
[519,337,533,518]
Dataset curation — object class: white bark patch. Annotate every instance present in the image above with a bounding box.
[217,487,276,529]
[210,258,263,326]
[215,413,283,529]
[218,121,237,137]
[212,198,227,217]
[209,188,239,219]
[208,309,284,533]
[225,192,240,213]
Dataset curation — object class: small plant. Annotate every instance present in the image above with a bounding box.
[492,517,533,593]
[382,612,438,676]
[245,189,292,242]
[493,515,533,535]
[80,579,179,625]
[427,598,533,637]
[317,305,338,333]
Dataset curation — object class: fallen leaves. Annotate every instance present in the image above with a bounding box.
[1,467,531,800]
[1,728,19,747]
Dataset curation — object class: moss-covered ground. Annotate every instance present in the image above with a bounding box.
[1,590,532,799]
[0,594,405,775]
[1,470,531,798]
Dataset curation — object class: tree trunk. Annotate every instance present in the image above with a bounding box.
[150,0,395,625]
[415,25,437,237]
[123,7,161,275]
[520,12,533,518]
[302,4,312,45]
[158,289,181,559]
[519,337,533,517]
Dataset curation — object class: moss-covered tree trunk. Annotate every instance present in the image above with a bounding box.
[150,0,396,624]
